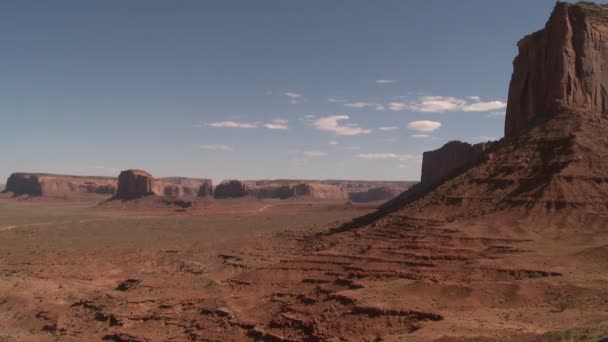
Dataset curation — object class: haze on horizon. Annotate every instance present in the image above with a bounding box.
[0,0,591,183]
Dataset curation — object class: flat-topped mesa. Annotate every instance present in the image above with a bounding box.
[253,182,348,200]
[198,181,214,197]
[214,180,252,199]
[505,1,608,137]
[5,173,117,197]
[292,183,348,200]
[159,177,213,198]
[115,169,157,199]
[421,141,493,186]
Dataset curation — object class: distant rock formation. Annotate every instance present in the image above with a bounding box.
[115,169,157,199]
[160,177,213,198]
[292,183,348,200]
[4,173,117,197]
[421,141,493,186]
[505,1,608,137]
[214,180,251,199]
[198,182,214,197]
[372,1,608,221]
[253,182,348,200]
[348,186,405,203]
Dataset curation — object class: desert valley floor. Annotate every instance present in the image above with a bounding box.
[1,196,607,341]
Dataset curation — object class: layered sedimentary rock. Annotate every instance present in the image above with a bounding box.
[348,186,405,203]
[115,170,157,199]
[198,182,214,197]
[214,180,251,199]
[5,173,117,197]
[378,2,608,220]
[420,141,493,186]
[159,177,212,198]
[253,182,348,200]
[505,1,608,137]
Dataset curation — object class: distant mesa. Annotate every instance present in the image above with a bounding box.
[113,170,215,200]
[4,172,117,197]
[214,180,252,199]
[252,182,348,201]
[198,181,214,197]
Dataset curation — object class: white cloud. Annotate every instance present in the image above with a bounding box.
[463,101,507,112]
[328,97,347,103]
[284,92,303,104]
[388,102,407,111]
[313,115,372,136]
[357,153,418,161]
[264,118,288,130]
[407,120,442,132]
[302,151,328,157]
[388,96,506,113]
[284,92,302,99]
[207,121,258,128]
[376,79,397,84]
[329,140,338,145]
[199,144,233,151]
[344,102,385,111]
[379,126,399,131]
[411,134,431,138]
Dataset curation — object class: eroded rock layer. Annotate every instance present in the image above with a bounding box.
[505,1,608,137]
[5,173,117,197]
[420,141,493,186]
[214,180,252,199]
[115,170,156,199]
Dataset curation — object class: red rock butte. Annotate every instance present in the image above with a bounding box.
[115,169,156,199]
[505,1,608,137]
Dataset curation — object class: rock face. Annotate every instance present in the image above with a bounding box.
[115,170,156,199]
[420,141,493,186]
[505,1,608,137]
[349,186,405,203]
[253,183,348,200]
[5,173,117,197]
[214,180,251,199]
[158,177,213,198]
[378,2,608,220]
[198,182,214,197]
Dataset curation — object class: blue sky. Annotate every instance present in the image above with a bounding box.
[0,0,592,182]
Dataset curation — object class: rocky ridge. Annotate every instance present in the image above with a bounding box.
[4,173,117,197]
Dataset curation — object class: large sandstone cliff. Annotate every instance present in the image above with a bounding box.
[371,1,608,221]
[420,141,493,186]
[5,173,117,197]
[505,1,608,137]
